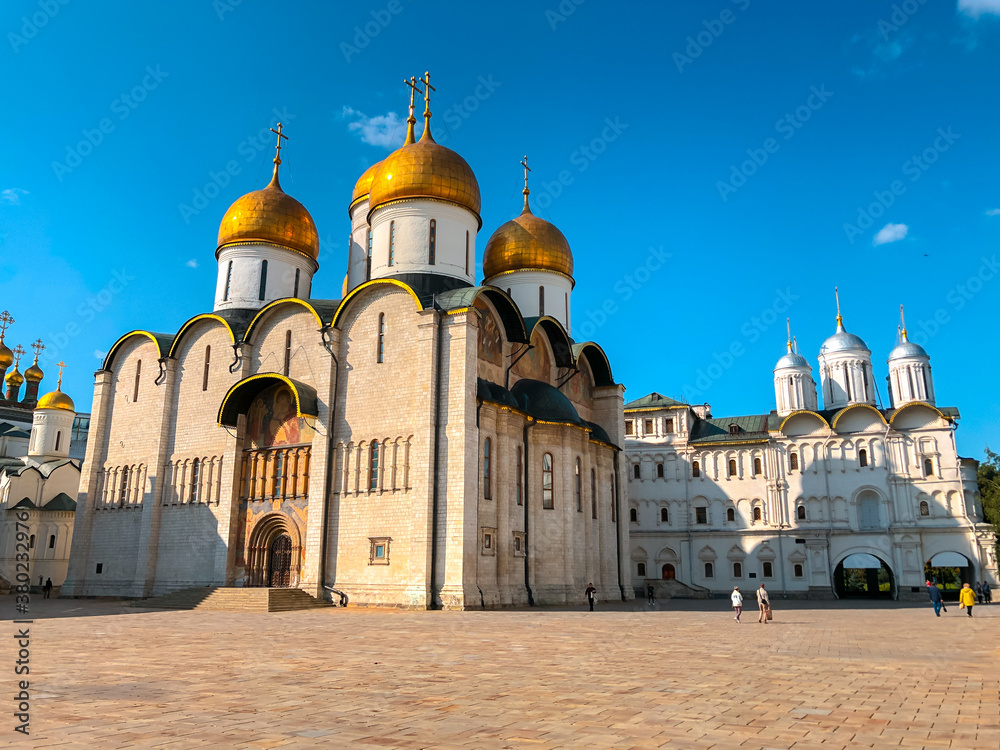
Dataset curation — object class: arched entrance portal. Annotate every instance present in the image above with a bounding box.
[925,552,974,601]
[834,553,894,599]
[662,563,676,580]
[246,515,300,588]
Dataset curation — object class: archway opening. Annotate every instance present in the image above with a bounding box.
[269,534,293,587]
[834,553,894,599]
[925,552,973,601]
[246,516,300,588]
[661,563,676,580]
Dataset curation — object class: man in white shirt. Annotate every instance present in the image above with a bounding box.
[757,583,770,624]
[731,586,743,623]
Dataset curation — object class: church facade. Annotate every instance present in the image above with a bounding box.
[624,310,997,601]
[62,75,631,608]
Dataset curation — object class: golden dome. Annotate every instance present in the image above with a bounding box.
[217,166,320,261]
[36,388,75,412]
[5,366,23,387]
[351,160,383,208]
[367,125,481,223]
[483,197,574,280]
[0,339,11,369]
[24,358,43,383]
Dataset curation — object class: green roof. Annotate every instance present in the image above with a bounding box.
[624,392,686,410]
[11,497,37,510]
[689,414,771,444]
[42,492,77,511]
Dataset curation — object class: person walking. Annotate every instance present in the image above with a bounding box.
[756,583,770,624]
[974,581,983,605]
[958,582,976,617]
[927,581,944,616]
[731,586,743,623]
[982,580,992,605]
[646,583,655,606]
[585,582,597,612]
[42,578,53,599]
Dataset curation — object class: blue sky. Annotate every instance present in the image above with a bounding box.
[1,0,998,456]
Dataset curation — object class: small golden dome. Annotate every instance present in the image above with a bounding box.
[351,160,383,207]
[0,340,12,369]
[5,366,23,387]
[36,388,75,412]
[483,198,574,280]
[367,126,481,222]
[218,167,320,261]
[24,359,43,383]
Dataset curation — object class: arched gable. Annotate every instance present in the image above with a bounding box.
[102,331,173,371]
[168,313,236,357]
[572,342,614,387]
[437,286,528,343]
[244,298,324,344]
[532,317,574,369]
[832,404,888,432]
[889,402,949,430]
[778,410,830,436]
[218,374,319,427]
[332,278,422,328]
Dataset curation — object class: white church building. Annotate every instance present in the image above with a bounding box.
[624,308,997,601]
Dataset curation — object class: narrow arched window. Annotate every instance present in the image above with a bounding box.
[704,562,714,578]
[797,505,806,520]
[29,534,35,549]
[728,459,737,477]
[119,469,129,503]
[428,219,436,265]
[203,345,211,391]
[611,475,616,522]
[538,286,545,316]
[692,460,700,478]
[633,464,640,480]
[733,562,742,578]
[660,507,668,523]
[637,562,646,577]
[542,453,554,509]
[575,458,582,512]
[190,458,200,503]
[223,260,233,301]
[516,445,523,506]
[366,228,373,281]
[48,534,55,549]
[859,449,868,467]
[753,507,762,522]
[258,260,268,300]
[565,292,569,322]
[133,360,141,403]
[919,500,930,516]
[763,562,773,578]
[483,437,492,499]
[789,452,799,471]
[388,220,396,266]
[753,457,762,476]
[591,468,597,519]
[293,268,301,297]
[923,458,933,477]
[794,563,803,578]
[629,507,638,523]
[369,441,380,491]
[465,230,470,276]
[656,463,664,478]
[54,431,62,452]
[376,313,385,363]
[727,507,735,522]
[283,330,292,376]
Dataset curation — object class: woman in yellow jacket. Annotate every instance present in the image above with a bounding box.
[958,582,977,617]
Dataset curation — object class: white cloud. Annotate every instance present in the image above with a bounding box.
[1,188,28,205]
[341,106,405,149]
[958,0,1000,17]
[94,350,107,361]
[186,259,198,268]
[873,223,909,246]
[986,208,1000,216]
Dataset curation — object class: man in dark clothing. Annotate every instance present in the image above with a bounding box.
[927,581,944,616]
[646,584,655,606]
[585,583,597,612]
[42,578,53,599]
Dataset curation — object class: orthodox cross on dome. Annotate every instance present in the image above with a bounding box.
[56,361,66,389]
[31,338,45,361]
[520,155,531,210]
[0,310,13,342]
[12,344,25,367]
[270,122,288,166]
[834,286,843,328]
[786,318,792,350]
[899,304,908,341]
[404,76,423,144]
[419,71,435,117]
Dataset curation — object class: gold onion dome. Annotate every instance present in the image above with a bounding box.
[483,196,574,280]
[217,164,320,261]
[351,160,383,208]
[0,340,12,369]
[367,115,481,223]
[36,388,75,412]
[24,359,43,383]
[5,366,23,387]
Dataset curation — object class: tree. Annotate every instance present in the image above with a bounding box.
[977,447,1000,555]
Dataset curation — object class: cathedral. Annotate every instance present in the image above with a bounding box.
[624,303,997,601]
[62,74,631,608]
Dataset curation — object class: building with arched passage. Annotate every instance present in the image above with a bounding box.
[61,75,631,609]
[622,305,997,601]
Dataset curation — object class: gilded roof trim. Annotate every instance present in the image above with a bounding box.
[167,314,237,358]
[830,403,888,429]
[216,239,320,267]
[217,373,318,427]
[777,410,832,432]
[332,278,423,327]
[244,299,324,344]
[102,330,166,371]
[483,267,576,288]
[888,401,949,425]
[367,196,483,229]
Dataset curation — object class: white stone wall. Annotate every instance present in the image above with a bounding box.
[214,243,317,312]
[347,199,370,293]
[368,201,478,284]
[888,355,934,407]
[487,270,573,333]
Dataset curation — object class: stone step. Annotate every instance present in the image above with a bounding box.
[134,586,331,612]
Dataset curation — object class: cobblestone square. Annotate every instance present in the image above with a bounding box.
[5,598,999,749]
